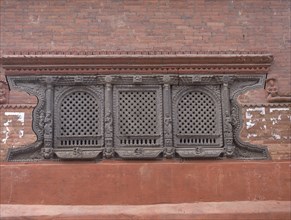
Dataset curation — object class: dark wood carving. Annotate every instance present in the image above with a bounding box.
[2,51,273,161]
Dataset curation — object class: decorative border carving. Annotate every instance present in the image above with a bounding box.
[54,148,103,160]
[0,104,35,109]
[241,103,291,107]
[1,51,273,75]
[5,74,271,161]
[6,141,44,162]
[1,50,274,56]
[2,52,273,161]
[6,77,46,161]
[115,148,163,159]
[176,148,224,158]
[230,75,270,159]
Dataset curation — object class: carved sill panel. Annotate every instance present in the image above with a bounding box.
[2,52,273,161]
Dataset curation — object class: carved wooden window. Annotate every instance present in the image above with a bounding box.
[5,52,272,161]
[173,86,223,148]
[113,85,163,148]
[54,86,104,149]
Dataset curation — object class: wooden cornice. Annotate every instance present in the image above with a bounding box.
[0,51,273,75]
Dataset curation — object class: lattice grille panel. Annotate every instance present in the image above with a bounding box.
[60,139,98,146]
[179,137,217,144]
[178,91,216,135]
[60,91,99,137]
[119,91,158,136]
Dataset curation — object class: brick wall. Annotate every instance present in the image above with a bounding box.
[241,104,291,160]
[0,0,290,160]
[1,0,290,102]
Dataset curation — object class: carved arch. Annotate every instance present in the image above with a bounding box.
[172,86,223,149]
[54,86,104,149]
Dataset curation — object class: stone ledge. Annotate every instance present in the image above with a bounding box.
[1,161,290,205]
[1,201,290,220]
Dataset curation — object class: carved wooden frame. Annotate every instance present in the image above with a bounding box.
[113,84,164,159]
[172,85,223,158]
[53,85,104,159]
[2,51,273,161]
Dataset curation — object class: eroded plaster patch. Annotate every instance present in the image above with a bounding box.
[270,117,278,125]
[4,112,25,125]
[2,112,25,144]
[246,121,255,129]
[245,108,265,130]
[19,129,24,138]
[269,107,289,113]
[247,133,257,139]
[2,119,12,144]
[246,107,266,115]
[272,132,281,140]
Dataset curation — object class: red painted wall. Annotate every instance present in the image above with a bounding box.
[1,161,290,205]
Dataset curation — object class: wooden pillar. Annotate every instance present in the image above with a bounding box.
[104,76,114,158]
[221,76,234,157]
[42,77,54,159]
[163,76,174,158]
